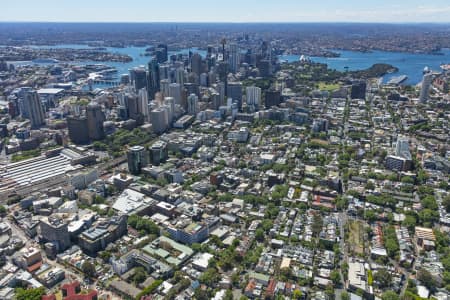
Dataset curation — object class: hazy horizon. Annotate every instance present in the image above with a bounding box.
[2,0,450,23]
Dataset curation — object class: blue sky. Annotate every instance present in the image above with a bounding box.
[1,0,450,23]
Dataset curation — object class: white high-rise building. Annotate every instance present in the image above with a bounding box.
[419,72,433,103]
[151,108,169,134]
[187,93,199,116]
[395,136,410,157]
[138,88,149,122]
[169,83,182,106]
[160,79,170,98]
[164,97,175,124]
[246,86,262,109]
[175,68,185,86]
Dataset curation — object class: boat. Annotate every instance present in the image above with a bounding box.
[387,75,408,85]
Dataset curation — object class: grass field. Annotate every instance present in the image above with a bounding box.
[317,82,341,91]
[348,220,364,255]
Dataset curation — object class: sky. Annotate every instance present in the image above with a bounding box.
[1,0,450,23]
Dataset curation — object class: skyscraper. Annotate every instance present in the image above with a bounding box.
[149,141,168,166]
[246,86,262,110]
[23,90,45,128]
[351,80,367,100]
[191,53,203,78]
[138,88,150,122]
[86,103,105,141]
[67,116,89,144]
[265,89,281,108]
[419,72,433,103]
[228,43,240,73]
[175,68,185,86]
[188,93,199,116]
[127,145,148,175]
[156,43,168,63]
[130,67,147,92]
[148,58,161,100]
[169,83,183,107]
[227,82,243,110]
[151,108,169,134]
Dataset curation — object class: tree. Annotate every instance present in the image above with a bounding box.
[199,268,220,286]
[224,290,234,300]
[312,213,323,237]
[341,291,350,300]
[0,205,6,215]
[293,289,302,299]
[330,270,341,286]
[81,261,96,277]
[401,176,414,184]
[421,195,438,210]
[194,288,210,300]
[15,287,46,300]
[132,267,147,285]
[417,269,436,291]
[99,251,112,263]
[280,267,293,281]
[255,228,265,242]
[374,268,392,288]
[443,195,450,213]
[136,279,163,299]
[381,291,400,300]
[402,215,417,232]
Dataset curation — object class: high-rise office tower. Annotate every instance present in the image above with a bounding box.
[419,72,433,103]
[130,67,147,92]
[86,103,105,141]
[211,92,221,110]
[159,64,169,80]
[184,83,200,98]
[258,59,272,77]
[160,79,170,98]
[164,97,175,124]
[191,53,203,78]
[67,116,89,144]
[187,93,199,116]
[157,43,168,63]
[228,43,240,73]
[169,83,183,107]
[151,108,169,134]
[246,86,262,110]
[23,90,45,128]
[148,58,161,100]
[200,73,209,87]
[227,82,243,110]
[138,88,150,122]
[176,68,185,86]
[216,82,226,105]
[127,145,148,175]
[265,89,281,108]
[149,141,168,166]
[351,80,367,100]
[125,93,140,121]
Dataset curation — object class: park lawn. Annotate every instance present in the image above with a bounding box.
[318,82,341,91]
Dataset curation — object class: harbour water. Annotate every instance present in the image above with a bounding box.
[12,45,450,86]
[279,49,450,85]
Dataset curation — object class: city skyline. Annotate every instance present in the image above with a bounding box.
[2,0,450,23]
